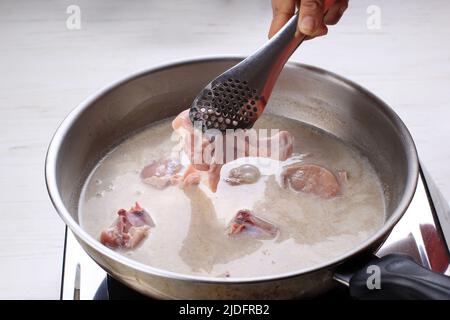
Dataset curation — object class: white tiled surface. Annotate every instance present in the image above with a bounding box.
[0,0,449,299]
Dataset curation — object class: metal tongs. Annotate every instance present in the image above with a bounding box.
[189,3,332,132]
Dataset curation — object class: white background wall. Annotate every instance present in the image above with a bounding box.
[0,0,449,299]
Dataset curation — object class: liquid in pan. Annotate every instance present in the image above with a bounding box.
[79,113,385,278]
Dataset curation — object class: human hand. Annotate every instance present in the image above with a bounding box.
[268,0,348,38]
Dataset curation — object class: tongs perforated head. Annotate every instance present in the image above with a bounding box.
[189,76,263,132]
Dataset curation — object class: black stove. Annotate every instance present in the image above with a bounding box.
[60,166,450,300]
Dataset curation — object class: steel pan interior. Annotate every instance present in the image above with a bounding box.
[45,57,418,298]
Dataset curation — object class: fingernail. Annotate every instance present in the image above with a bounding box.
[300,16,316,34]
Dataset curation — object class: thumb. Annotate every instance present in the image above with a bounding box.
[298,0,325,36]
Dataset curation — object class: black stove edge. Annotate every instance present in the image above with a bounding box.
[421,165,450,253]
[60,226,68,300]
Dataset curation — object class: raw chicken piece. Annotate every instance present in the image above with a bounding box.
[172,109,215,171]
[100,202,155,249]
[281,163,345,198]
[172,109,294,192]
[140,157,182,189]
[226,164,261,186]
[179,188,263,273]
[177,164,202,189]
[207,162,222,192]
[227,209,278,239]
[244,130,294,162]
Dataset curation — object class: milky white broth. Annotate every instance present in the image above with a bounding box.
[79,114,385,278]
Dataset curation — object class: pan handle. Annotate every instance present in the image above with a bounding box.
[348,254,450,299]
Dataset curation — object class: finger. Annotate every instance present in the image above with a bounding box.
[268,0,296,38]
[324,0,348,25]
[298,0,325,36]
[313,24,328,37]
[304,24,328,40]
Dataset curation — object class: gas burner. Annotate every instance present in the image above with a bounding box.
[60,166,450,300]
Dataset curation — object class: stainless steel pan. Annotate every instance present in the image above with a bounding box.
[46,57,450,299]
